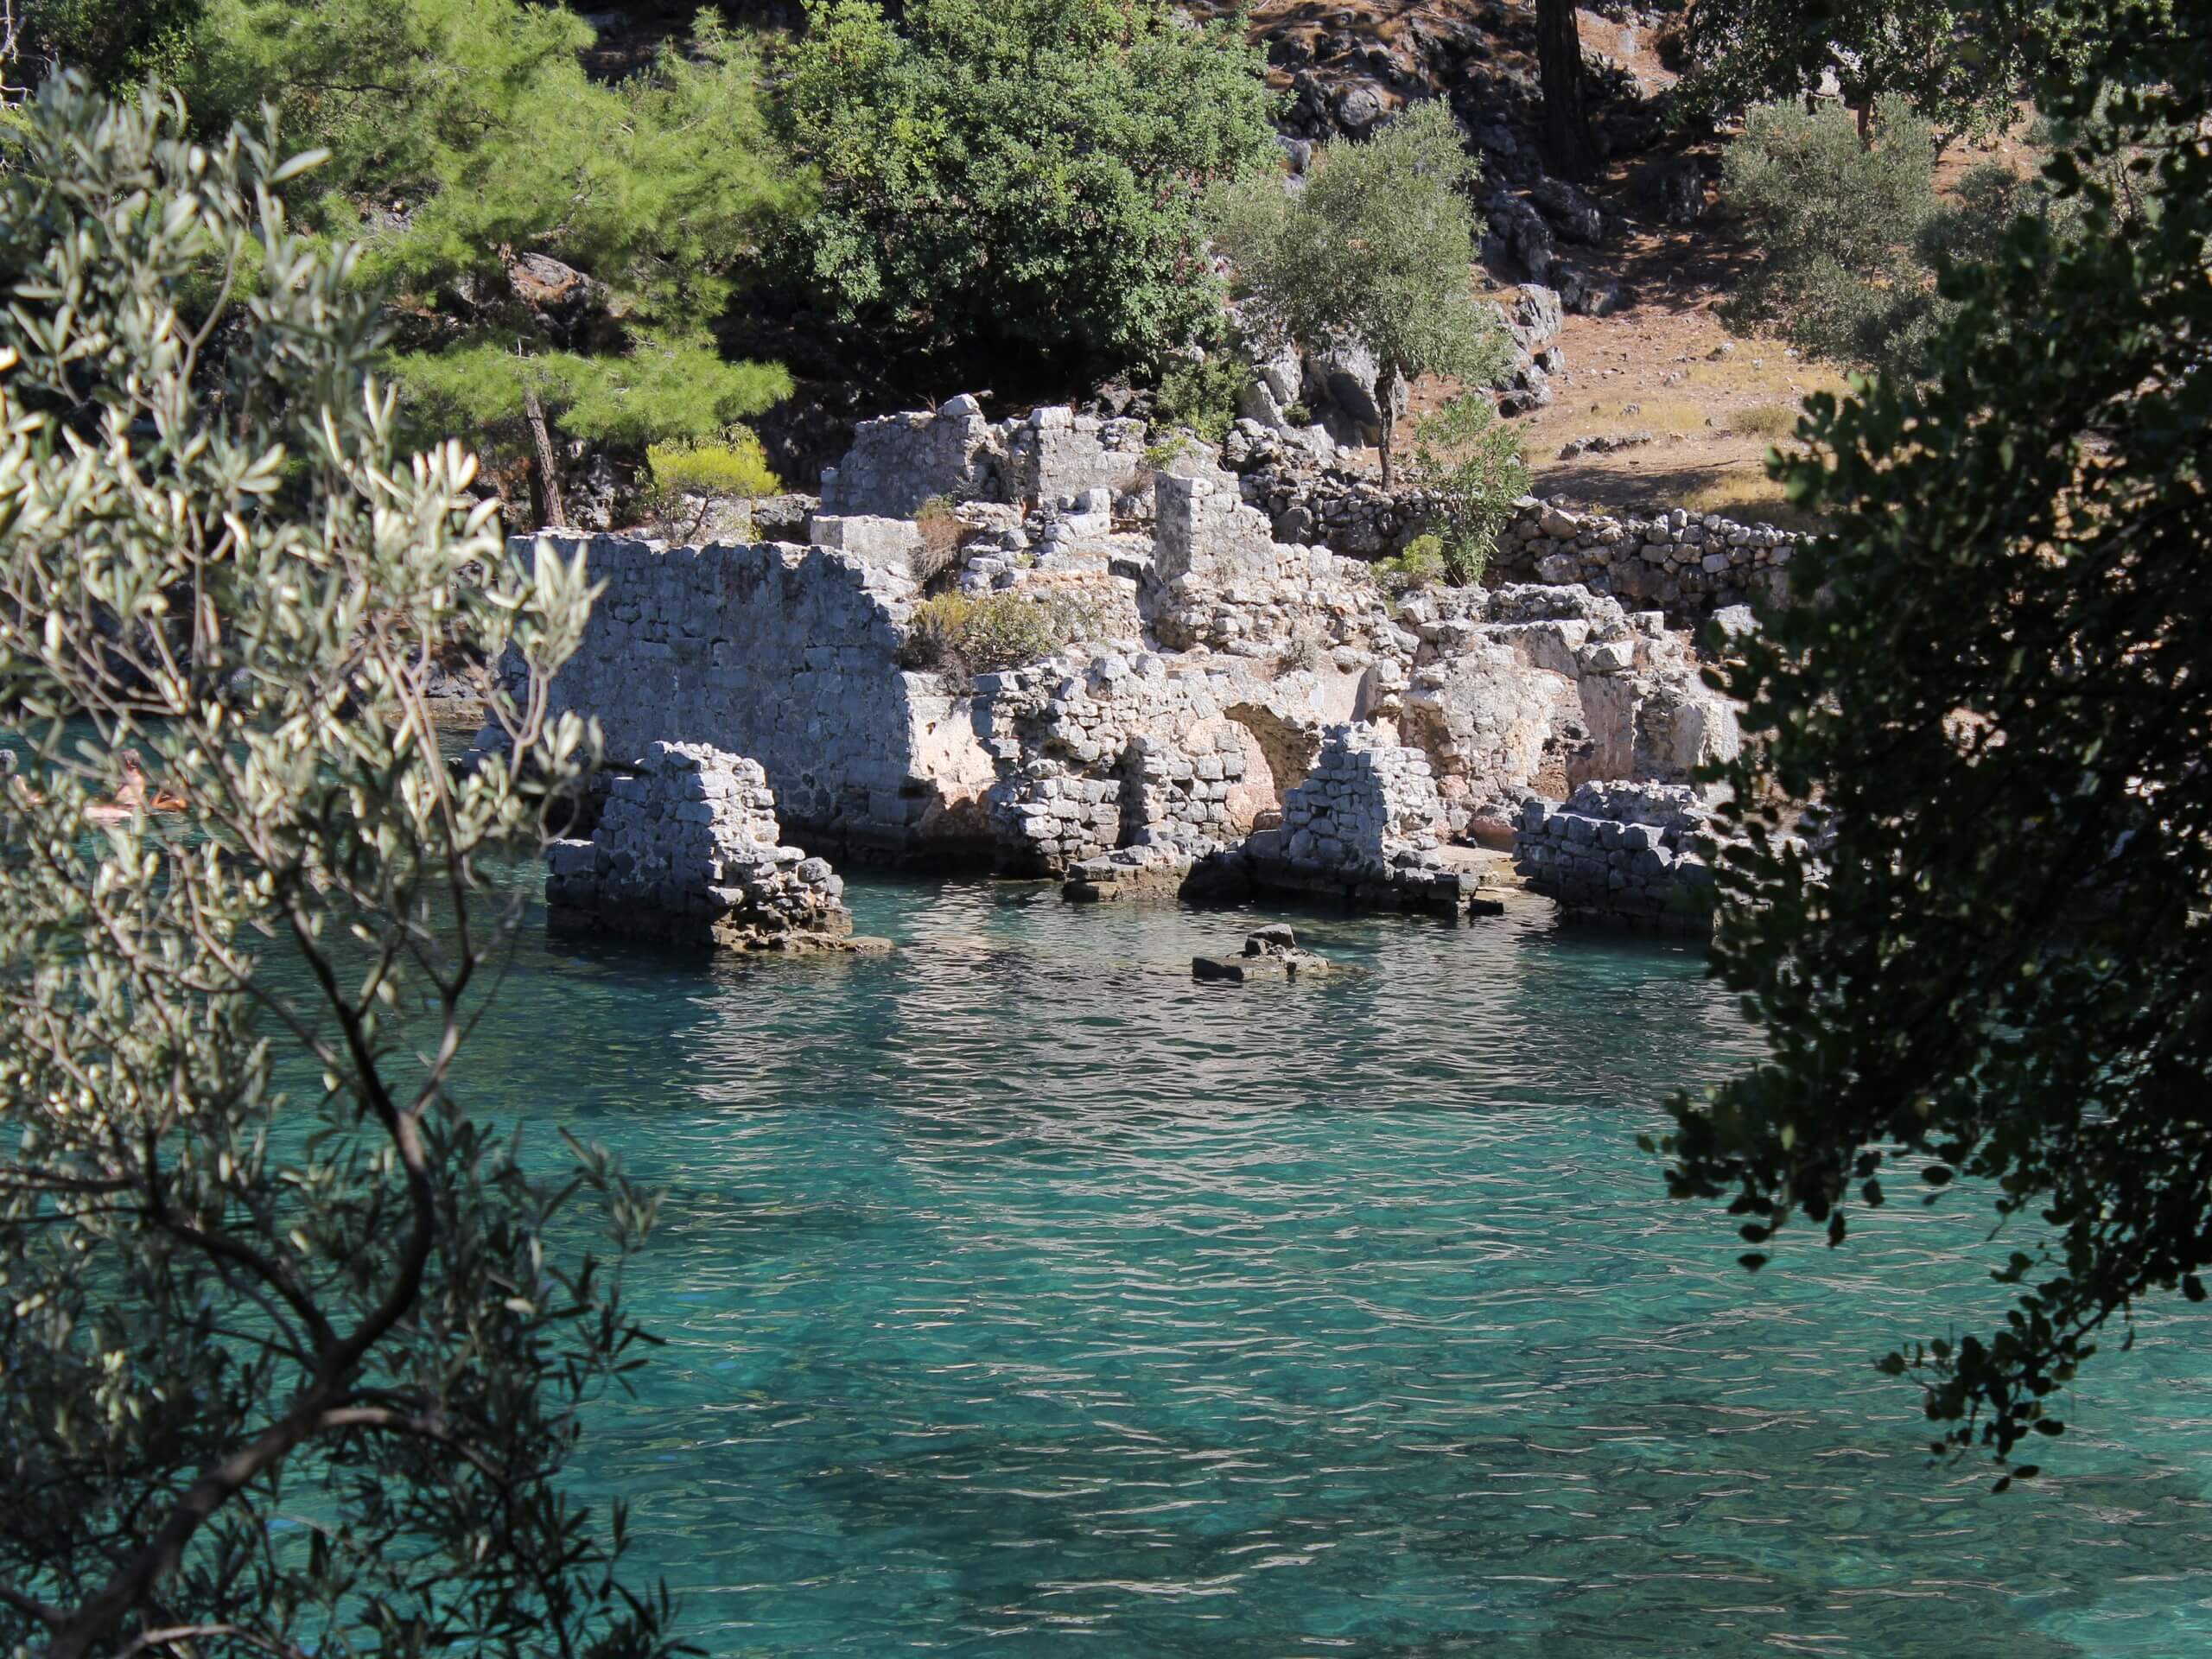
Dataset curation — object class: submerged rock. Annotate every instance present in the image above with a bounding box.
[1192,924,1337,982]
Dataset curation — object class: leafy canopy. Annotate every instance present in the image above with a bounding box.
[0,76,676,1655]
[1679,0,2105,133]
[184,2,798,460]
[1208,101,1510,485]
[779,0,1281,382]
[1666,0,2212,1479]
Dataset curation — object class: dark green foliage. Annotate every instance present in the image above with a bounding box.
[778,0,1280,381]
[1721,96,2082,378]
[1664,0,2212,1476]
[1152,353,1249,447]
[1678,0,2101,134]
[179,1,798,485]
[10,0,203,92]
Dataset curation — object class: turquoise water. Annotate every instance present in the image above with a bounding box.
[461,874,2209,1657]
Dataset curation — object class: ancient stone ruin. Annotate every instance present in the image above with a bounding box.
[1511,781,1723,935]
[544,741,877,952]
[490,391,1791,936]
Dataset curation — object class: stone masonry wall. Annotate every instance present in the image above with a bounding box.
[1510,781,1719,933]
[1488,501,1797,613]
[495,534,996,857]
[1241,725,1465,911]
[818,397,1147,518]
[544,742,854,949]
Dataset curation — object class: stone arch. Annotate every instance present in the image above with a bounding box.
[1223,702,1324,817]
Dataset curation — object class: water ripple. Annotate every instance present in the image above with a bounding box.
[458,874,2212,1657]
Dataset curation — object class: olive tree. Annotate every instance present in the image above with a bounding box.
[1662,0,2212,1481]
[1207,100,1510,487]
[0,79,675,1656]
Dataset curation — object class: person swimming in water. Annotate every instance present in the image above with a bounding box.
[85,750,149,823]
[0,751,38,806]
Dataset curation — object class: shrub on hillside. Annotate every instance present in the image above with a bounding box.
[1152,353,1248,447]
[1721,98,2086,379]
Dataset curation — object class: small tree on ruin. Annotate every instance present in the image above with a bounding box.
[0,78,677,1656]
[1207,100,1510,489]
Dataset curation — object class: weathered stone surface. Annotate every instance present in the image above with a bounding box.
[1192,924,1335,982]
[474,535,995,859]
[545,742,882,952]
[1510,781,1726,935]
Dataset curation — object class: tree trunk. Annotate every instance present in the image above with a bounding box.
[1536,0,1601,181]
[1376,369,1397,491]
[523,388,569,530]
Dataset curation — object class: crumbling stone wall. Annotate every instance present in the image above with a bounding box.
[819,397,1001,515]
[1489,501,1796,613]
[1397,582,1738,841]
[544,742,855,949]
[1241,724,1465,911]
[817,397,1147,518]
[1510,781,1720,933]
[1148,473,1402,660]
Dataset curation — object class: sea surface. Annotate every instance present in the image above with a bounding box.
[454,873,2210,1657]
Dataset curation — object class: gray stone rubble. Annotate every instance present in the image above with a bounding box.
[1192,923,1337,983]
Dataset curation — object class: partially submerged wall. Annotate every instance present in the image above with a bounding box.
[1510,782,1720,933]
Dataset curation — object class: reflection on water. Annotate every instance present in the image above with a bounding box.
[457,873,2212,1657]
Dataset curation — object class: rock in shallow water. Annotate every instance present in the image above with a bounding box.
[1192,925,1336,982]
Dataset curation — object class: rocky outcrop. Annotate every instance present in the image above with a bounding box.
[545,742,880,952]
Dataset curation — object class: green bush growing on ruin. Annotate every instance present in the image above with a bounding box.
[1152,352,1249,448]
[898,592,1099,679]
[1408,393,1530,585]
[1372,533,1447,593]
[0,74,674,1656]
[648,431,783,500]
